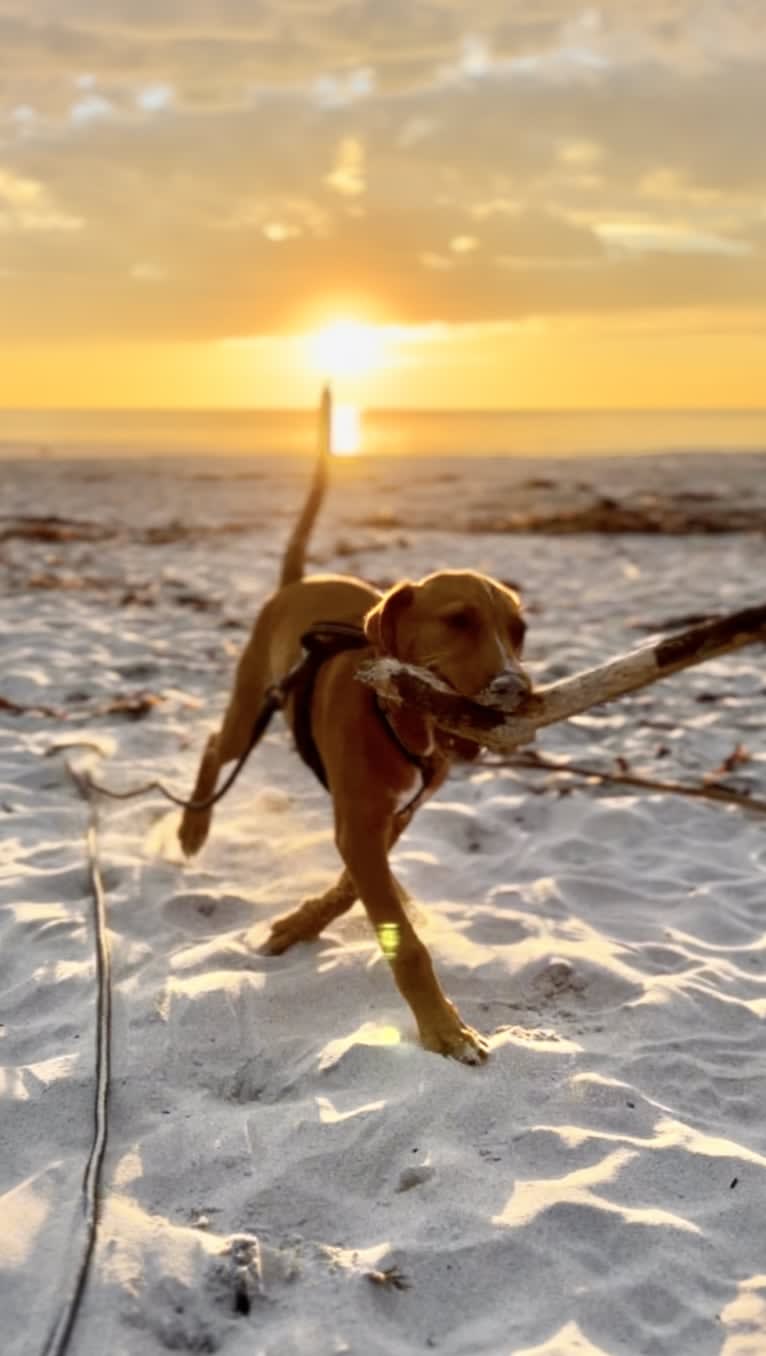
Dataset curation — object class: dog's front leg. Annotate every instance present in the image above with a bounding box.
[336,812,488,1064]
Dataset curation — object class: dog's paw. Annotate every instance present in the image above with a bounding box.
[419,1012,490,1065]
[258,908,317,956]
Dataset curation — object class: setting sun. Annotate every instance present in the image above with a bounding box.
[1,0,765,417]
[308,320,386,380]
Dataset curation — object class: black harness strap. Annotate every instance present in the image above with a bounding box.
[372,697,437,814]
[292,622,438,809]
[80,621,438,816]
[83,624,371,813]
[291,623,370,789]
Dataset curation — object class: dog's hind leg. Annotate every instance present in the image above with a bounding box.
[261,870,413,955]
[178,604,277,857]
[261,823,412,954]
[261,868,358,954]
[178,618,276,860]
[177,693,256,856]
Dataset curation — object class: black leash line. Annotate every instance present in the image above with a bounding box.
[61,622,372,814]
[40,763,112,1356]
[81,682,284,812]
[35,622,367,1350]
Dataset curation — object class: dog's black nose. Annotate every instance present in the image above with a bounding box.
[483,668,532,710]
[488,669,531,698]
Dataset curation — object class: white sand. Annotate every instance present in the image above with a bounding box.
[2,452,766,1356]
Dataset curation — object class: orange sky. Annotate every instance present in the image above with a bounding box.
[1,2,765,409]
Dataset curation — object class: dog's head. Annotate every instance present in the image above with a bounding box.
[364,570,530,706]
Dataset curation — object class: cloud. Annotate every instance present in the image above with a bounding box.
[136,83,174,112]
[0,2,763,110]
[0,0,763,346]
[70,92,114,123]
[449,235,478,254]
[594,221,753,258]
[0,166,84,231]
[130,260,167,281]
[313,67,375,109]
[324,135,366,196]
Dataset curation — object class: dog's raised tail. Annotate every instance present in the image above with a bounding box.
[279,385,332,588]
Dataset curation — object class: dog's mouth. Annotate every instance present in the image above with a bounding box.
[474,669,532,713]
[427,662,532,711]
[424,662,471,698]
[426,663,456,690]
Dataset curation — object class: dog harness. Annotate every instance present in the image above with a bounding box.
[281,621,438,813]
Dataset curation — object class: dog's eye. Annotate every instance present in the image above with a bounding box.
[442,607,476,631]
[509,616,527,652]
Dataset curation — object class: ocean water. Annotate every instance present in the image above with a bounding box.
[1,407,765,460]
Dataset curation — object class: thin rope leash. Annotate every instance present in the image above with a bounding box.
[40,763,112,1356]
[57,622,371,813]
[44,681,287,812]
[58,682,284,811]
[36,622,367,1349]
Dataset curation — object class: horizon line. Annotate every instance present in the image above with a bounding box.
[2,405,766,417]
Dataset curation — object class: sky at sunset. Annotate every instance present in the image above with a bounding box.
[1,1,765,410]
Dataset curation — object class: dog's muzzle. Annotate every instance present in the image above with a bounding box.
[478,666,533,712]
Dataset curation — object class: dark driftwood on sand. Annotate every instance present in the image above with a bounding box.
[357,602,766,754]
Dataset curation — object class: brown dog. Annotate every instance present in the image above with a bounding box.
[179,399,529,1062]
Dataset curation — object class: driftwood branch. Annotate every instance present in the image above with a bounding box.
[485,749,766,818]
[357,602,766,754]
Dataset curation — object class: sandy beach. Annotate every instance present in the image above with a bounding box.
[2,449,766,1356]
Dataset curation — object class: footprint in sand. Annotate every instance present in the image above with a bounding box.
[162,890,254,935]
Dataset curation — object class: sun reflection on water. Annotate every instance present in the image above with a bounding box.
[331,402,362,456]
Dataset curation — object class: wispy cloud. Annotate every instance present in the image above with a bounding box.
[595,221,753,258]
[325,137,366,197]
[0,167,83,232]
[0,0,763,356]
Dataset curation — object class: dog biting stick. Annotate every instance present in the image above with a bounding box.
[356,602,766,754]
[177,387,765,1063]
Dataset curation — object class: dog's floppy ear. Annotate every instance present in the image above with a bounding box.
[364,582,415,655]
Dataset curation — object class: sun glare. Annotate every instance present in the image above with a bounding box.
[331,402,361,456]
[309,318,385,378]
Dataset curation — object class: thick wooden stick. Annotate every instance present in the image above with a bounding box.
[357,602,766,753]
